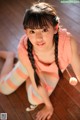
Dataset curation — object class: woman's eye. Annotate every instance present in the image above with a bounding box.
[30,30,35,34]
[43,28,48,32]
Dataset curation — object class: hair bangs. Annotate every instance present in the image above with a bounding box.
[23,13,53,29]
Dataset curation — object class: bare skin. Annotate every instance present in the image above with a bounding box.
[36,105,53,120]
[0,34,80,120]
[28,35,80,120]
[26,76,54,120]
[0,51,53,120]
[0,51,15,78]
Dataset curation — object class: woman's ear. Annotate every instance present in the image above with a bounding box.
[54,23,59,34]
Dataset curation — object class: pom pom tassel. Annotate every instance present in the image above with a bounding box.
[66,68,78,86]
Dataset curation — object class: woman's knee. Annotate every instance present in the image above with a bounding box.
[0,79,15,95]
[0,86,14,95]
[26,78,32,90]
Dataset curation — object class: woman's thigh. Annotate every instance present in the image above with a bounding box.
[0,61,28,94]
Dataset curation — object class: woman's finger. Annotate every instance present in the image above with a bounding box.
[47,113,52,120]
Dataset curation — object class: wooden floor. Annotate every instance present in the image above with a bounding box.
[0,0,80,120]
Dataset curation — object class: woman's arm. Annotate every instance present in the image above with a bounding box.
[18,35,53,107]
[70,35,80,82]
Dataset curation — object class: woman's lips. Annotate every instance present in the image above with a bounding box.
[37,43,45,46]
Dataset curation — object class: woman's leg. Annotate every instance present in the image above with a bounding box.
[26,79,38,111]
[0,51,15,78]
[26,78,43,107]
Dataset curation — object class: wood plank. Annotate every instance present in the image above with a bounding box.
[49,0,80,42]
[59,78,80,107]
[7,90,32,120]
[55,0,80,24]
[75,4,80,8]
[0,105,4,113]
[63,3,80,16]
[51,94,76,120]
[16,84,61,120]
[0,0,22,33]
[0,0,80,120]
[68,104,80,120]
[0,94,20,120]
[63,65,80,92]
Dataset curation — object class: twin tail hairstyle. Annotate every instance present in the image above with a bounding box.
[23,2,63,87]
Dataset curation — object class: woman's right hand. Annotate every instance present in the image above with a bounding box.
[36,104,54,120]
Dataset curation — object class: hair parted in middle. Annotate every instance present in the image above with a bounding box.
[23,2,63,87]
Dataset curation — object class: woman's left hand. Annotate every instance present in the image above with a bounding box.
[36,105,54,120]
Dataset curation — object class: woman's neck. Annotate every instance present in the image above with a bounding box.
[33,43,55,64]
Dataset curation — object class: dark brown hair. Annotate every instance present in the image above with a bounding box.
[23,2,63,87]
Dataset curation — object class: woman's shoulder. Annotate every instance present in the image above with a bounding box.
[58,28,77,51]
[58,27,72,49]
[59,27,71,37]
[58,28,72,70]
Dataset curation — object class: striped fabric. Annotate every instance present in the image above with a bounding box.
[0,28,72,106]
[17,28,72,105]
[0,61,29,95]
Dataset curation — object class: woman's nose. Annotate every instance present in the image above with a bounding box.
[36,32,43,41]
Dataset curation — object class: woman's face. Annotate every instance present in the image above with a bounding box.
[25,23,57,52]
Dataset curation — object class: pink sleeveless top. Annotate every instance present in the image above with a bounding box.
[18,28,72,72]
[17,28,72,98]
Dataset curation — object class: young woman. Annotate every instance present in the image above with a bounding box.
[0,2,80,120]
